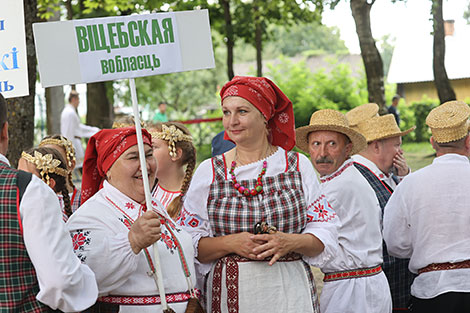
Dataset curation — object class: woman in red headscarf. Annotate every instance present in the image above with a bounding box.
[179,76,340,312]
[66,127,199,313]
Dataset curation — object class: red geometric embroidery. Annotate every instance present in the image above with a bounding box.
[307,194,336,223]
[98,289,200,305]
[72,233,86,250]
[125,202,135,210]
[320,160,353,183]
[188,217,200,228]
[161,232,175,250]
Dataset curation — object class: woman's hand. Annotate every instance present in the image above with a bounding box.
[128,211,161,254]
[251,232,294,266]
[226,232,262,260]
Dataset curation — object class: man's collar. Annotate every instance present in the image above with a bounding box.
[319,158,354,184]
[351,154,389,180]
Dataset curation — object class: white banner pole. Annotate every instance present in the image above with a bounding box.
[129,78,172,311]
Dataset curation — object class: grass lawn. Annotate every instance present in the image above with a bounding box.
[402,142,435,171]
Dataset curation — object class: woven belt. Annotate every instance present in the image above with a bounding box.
[211,253,302,313]
[418,260,470,275]
[323,265,382,282]
[98,289,200,305]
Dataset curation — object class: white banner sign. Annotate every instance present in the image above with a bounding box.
[33,10,215,87]
[0,0,29,98]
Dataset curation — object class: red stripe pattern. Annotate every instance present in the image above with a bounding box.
[98,289,200,305]
[323,265,383,282]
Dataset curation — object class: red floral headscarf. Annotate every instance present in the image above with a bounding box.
[81,127,152,203]
[220,76,295,150]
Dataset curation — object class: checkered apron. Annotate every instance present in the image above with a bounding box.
[207,151,320,313]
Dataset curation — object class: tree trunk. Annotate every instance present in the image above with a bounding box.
[86,82,114,129]
[221,0,235,80]
[432,0,456,104]
[6,0,37,167]
[254,3,263,77]
[350,0,386,113]
[45,8,64,135]
[45,87,64,135]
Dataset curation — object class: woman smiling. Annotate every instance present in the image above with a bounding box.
[67,127,198,313]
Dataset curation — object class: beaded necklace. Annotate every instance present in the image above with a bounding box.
[229,146,272,197]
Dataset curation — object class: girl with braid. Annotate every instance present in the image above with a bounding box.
[39,134,82,213]
[149,122,196,220]
[18,147,72,221]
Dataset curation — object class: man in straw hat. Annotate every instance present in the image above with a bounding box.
[345,102,380,132]
[347,105,416,312]
[296,109,392,313]
[383,100,470,313]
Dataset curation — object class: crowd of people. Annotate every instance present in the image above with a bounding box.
[0,75,469,313]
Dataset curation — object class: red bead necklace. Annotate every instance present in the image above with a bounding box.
[229,160,267,196]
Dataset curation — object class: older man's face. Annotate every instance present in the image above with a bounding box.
[308,130,352,176]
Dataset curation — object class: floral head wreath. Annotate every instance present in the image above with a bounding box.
[151,124,192,157]
[21,151,68,185]
[39,137,76,168]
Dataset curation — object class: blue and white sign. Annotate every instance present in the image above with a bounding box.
[0,0,29,98]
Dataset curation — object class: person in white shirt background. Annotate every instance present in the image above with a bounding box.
[384,100,470,313]
[60,90,100,169]
[0,93,98,312]
[347,103,416,312]
[296,109,392,313]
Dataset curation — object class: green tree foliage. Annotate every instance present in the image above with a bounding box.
[267,56,368,128]
[266,22,348,57]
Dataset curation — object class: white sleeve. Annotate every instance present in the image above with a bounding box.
[60,108,79,142]
[76,123,100,138]
[383,183,413,258]
[66,208,140,296]
[178,159,214,276]
[20,175,98,312]
[298,154,340,267]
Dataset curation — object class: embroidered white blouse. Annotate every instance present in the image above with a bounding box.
[318,158,392,313]
[180,147,340,276]
[66,180,197,313]
[383,153,470,299]
[0,154,98,312]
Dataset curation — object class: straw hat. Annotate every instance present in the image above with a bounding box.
[295,109,367,155]
[356,114,415,143]
[346,103,379,132]
[426,100,470,143]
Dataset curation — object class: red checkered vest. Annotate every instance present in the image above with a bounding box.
[0,162,53,312]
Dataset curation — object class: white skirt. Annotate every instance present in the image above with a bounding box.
[205,256,319,313]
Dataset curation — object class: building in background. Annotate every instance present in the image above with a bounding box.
[388,20,470,103]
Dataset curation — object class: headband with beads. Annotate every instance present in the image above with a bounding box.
[151,124,192,157]
[21,151,69,185]
[39,137,76,168]
[112,120,146,129]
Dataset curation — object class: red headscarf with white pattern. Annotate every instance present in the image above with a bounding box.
[81,127,152,203]
[220,76,295,150]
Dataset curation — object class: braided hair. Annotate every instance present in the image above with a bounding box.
[21,146,72,218]
[151,122,196,219]
[39,134,76,192]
